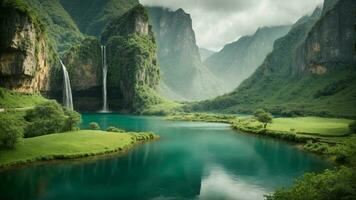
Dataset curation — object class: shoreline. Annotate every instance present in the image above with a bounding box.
[0,131,160,170]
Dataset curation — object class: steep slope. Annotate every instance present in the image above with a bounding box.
[199,48,215,61]
[205,26,291,91]
[101,5,161,112]
[59,0,139,37]
[190,0,356,118]
[0,0,57,93]
[23,0,83,54]
[147,7,225,101]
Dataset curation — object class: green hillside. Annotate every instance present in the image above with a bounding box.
[189,3,356,119]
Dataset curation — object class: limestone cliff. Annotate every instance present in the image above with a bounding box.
[0,1,55,93]
[101,5,161,112]
[147,7,225,101]
[297,0,356,75]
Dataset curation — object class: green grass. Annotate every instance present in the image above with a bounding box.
[268,117,352,136]
[0,88,48,109]
[0,130,157,168]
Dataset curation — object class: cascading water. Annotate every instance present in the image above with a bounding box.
[101,45,109,112]
[60,60,74,110]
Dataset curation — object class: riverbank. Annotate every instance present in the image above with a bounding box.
[167,113,355,162]
[0,130,159,169]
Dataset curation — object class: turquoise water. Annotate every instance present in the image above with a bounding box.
[0,113,330,200]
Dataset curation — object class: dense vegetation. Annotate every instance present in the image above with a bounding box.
[0,99,81,149]
[60,0,139,36]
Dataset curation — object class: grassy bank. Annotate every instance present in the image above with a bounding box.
[0,130,158,168]
[0,88,47,109]
[167,113,354,158]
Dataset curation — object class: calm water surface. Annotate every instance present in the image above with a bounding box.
[0,113,330,200]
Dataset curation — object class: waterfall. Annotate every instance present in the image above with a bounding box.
[101,45,109,112]
[60,60,74,110]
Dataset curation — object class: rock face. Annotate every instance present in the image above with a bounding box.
[205,25,291,91]
[147,7,225,101]
[191,1,356,118]
[297,0,356,74]
[0,2,54,93]
[102,5,161,112]
[60,37,102,111]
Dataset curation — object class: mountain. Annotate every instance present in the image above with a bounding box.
[189,0,356,118]
[59,0,139,37]
[199,48,215,61]
[102,4,161,112]
[205,25,291,92]
[147,7,225,101]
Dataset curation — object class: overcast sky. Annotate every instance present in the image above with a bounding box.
[140,0,323,51]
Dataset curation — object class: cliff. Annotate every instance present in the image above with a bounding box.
[190,1,356,118]
[297,0,356,74]
[147,7,225,101]
[0,0,55,93]
[102,5,161,112]
[205,25,291,91]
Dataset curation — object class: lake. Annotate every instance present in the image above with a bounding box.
[0,113,330,200]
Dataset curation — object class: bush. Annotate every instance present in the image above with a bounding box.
[63,108,81,131]
[89,122,100,130]
[0,113,23,149]
[24,101,81,137]
[106,126,125,132]
[265,167,356,200]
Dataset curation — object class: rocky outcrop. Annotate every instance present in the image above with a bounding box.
[297,0,356,74]
[0,2,54,93]
[147,7,225,101]
[102,5,161,112]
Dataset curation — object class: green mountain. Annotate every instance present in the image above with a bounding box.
[59,0,139,37]
[102,5,161,112]
[147,7,226,101]
[199,48,215,61]
[205,25,291,92]
[190,0,356,118]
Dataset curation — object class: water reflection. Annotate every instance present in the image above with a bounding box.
[0,114,330,200]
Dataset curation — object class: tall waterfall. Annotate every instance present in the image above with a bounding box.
[101,45,109,112]
[60,60,74,110]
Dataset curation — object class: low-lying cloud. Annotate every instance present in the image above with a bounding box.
[140,0,323,51]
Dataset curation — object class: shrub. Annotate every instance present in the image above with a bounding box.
[89,122,100,130]
[106,126,125,132]
[265,167,356,200]
[0,113,23,149]
[63,108,81,131]
[24,101,81,137]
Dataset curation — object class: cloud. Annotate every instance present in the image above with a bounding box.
[140,0,324,51]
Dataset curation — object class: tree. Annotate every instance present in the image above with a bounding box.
[349,121,356,134]
[89,122,100,130]
[254,109,273,128]
[0,113,23,149]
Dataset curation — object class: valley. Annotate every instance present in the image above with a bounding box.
[0,0,355,199]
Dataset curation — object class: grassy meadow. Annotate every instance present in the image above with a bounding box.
[0,130,157,168]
